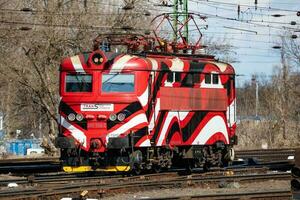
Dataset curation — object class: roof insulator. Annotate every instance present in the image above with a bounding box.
[291,21,297,25]
[297,11,300,16]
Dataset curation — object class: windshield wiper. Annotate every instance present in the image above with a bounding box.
[102,73,119,85]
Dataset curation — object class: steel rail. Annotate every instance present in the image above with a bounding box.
[1,170,291,200]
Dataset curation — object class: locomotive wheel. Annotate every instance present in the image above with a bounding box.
[132,163,142,175]
[130,150,143,175]
[222,148,235,167]
[184,159,194,174]
[224,148,235,161]
[203,162,211,172]
[228,148,235,161]
[152,164,161,173]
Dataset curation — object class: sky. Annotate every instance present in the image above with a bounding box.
[185,0,300,86]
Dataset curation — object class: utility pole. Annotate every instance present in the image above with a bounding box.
[280,37,288,140]
[251,76,259,118]
[255,81,259,118]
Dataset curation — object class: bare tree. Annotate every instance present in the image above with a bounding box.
[236,34,300,148]
[0,0,159,153]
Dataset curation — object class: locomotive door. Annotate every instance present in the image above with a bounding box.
[227,75,236,128]
[148,72,156,145]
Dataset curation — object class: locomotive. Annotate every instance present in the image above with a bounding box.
[55,13,237,173]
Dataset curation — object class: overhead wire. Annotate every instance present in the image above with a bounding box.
[191,0,300,13]
[188,10,300,31]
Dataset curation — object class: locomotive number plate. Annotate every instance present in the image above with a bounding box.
[88,122,107,129]
[81,103,114,111]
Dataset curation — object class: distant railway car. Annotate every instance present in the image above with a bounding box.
[56,50,237,173]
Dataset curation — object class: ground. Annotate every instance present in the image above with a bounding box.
[102,180,289,200]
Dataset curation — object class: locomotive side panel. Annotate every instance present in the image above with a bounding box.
[142,57,235,149]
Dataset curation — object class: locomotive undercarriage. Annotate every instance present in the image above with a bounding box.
[60,143,234,173]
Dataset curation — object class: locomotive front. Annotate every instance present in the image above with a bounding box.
[56,50,150,172]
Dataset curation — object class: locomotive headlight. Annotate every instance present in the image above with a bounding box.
[67,113,76,121]
[109,113,117,121]
[92,53,104,65]
[117,113,126,121]
[76,114,84,121]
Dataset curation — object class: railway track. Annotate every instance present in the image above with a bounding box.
[0,148,295,175]
[0,148,294,199]
[235,148,295,162]
[0,167,280,187]
[0,168,291,200]
[0,157,60,174]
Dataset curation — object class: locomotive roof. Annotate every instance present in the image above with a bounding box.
[60,50,235,75]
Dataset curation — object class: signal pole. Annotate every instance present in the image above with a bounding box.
[183,0,188,43]
[173,0,189,43]
[173,0,178,42]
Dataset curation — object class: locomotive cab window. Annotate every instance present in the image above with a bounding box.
[167,72,174,82]
[204,74,219,84]
[167,72,182,83]
[102,73,135,93]
[212,74,219,84]
[204,74,211,84]
[175,72,181,82]
[65,74,92,92]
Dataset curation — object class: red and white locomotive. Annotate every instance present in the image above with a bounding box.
[56,14,237,173]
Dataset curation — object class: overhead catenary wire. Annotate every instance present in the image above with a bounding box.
[191,0,300,13]
[0,1,295,56]
[188,10,300,31]
[1,8,296,27]
[1,2,299,35]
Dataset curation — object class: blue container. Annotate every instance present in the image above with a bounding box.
[9,142,16,155]
[6,139,40,156]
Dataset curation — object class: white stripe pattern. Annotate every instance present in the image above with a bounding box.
[148,58,158,84]
[170,58,184,72]
[138,86,149,107]
[156,111,178,146]
[110,55,136,73]
[106,113,148,140]
[147,58,158,71]
[59,116,87,147]
[226,99,236,126]
[149,98,160,131]
[208,61,227,72]
[70,56,85,73]
[192,116,229,145]
[178,111,189,121]
[139,138,151,147]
